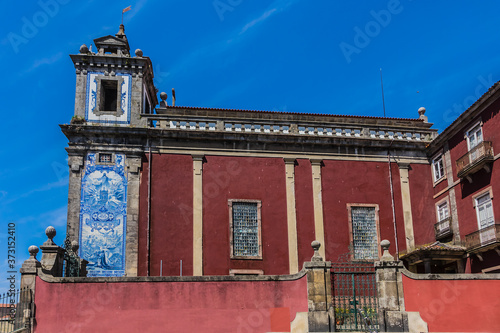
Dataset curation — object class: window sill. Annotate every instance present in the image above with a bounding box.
[433,176,447,187]
[230,255,263,260]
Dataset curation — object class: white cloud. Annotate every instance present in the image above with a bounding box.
[165,0,300,80]
[17,206,68,228]
[239,0,299,36]
[25,52,63,73]
[240,8,278,35]
[1,178,68,206]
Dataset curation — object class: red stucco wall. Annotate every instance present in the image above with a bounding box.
[408,163,436,246]
[202,156,289,275]
[138,154,194,276]
[447,98,500,241]
[294,159,316,267]
[321,160,405,261]
[33,276,308,333]
[402,274,500,332]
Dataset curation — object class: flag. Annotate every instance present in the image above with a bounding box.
[122,6,131,13]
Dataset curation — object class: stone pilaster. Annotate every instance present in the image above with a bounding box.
[126,155,142,277]
[398,163,415,252]
[39,226,65,277]
[20,246,41,293]
[375,240,428,333]
[66,153,84,242]
[443,142,461,244]
[19,246,40,333]
[192,155,204,276]
[310,159,326,260]
[284,158,299,274]
[304,241,334,332]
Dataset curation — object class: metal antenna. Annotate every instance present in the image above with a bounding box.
[380,68,386,117]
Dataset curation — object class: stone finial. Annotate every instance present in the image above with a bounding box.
[418,107,428,123]
[28,245,39,259]
[71,241,79,253]
[43,226,56,246]
[79,44,89,54]
[380,239,395,261]
[116,24,126,37]
[311,240,323,262]
[160,92,168,107]
[135,49,143,57]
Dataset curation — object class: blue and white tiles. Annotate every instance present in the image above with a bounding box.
[79,153,127,277]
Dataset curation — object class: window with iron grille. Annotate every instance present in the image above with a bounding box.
[348,204,380,260]
[229,200,262,259]
[98,153,113,164]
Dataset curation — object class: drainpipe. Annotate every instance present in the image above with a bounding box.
[147,140,152,276]
[388,150,400,258]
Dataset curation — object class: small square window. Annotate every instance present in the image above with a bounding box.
[432,155,445,182]
[229,200,262,259]
[98,153,113,164]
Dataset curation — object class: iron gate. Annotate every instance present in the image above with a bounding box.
[0,287,32,332]
[331,261,379,332]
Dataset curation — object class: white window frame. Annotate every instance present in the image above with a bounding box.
[474,191,494,230]
[432,154,445,183]
[436,201,449,223]
[228,199,262,260]
[466,121,483,151]
[474,191,495,230]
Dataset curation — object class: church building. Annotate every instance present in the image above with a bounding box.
[62,25,500,278]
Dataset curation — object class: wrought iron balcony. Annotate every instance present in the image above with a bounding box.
[434,217,452,240]
[456,141,494,180]
[465,224,500,253]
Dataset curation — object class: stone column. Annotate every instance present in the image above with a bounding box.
[192,155,204,276]
[304,241,334,332]
[375,240,428,333]
[40,226,65,277]
[398,163,415,252]
[20,245,41,332]
[310,159,326,260]
[284,158,299,274]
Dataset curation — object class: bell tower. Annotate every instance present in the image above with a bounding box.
[64,25,158,278]
[70,24,157,126]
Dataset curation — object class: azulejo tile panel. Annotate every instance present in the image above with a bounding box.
[85,71,132,124]
[79,153,127,277]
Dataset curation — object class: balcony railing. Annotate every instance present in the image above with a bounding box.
[456,141,494,179]
[465,224,500,252]
[434,217,452,240]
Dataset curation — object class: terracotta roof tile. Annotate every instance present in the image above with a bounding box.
[164,105,424,122]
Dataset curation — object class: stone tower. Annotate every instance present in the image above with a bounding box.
[64,25,158,277]
[70,24,157,126]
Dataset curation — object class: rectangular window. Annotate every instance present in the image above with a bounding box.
[348,204,380,260]
[476,192,494,230]
[467,122,483,151]
[98,153,113,164]
[100,79,118,112]
[229,200,262,259]
[432,155,445,182]
[437,202,449,222]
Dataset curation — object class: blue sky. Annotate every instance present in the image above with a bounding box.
[1,0,500,290]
